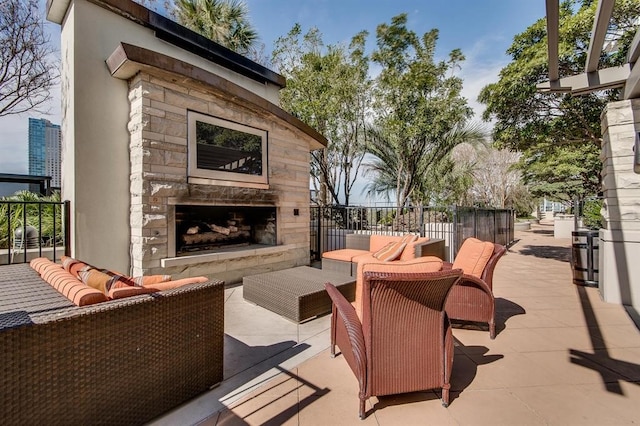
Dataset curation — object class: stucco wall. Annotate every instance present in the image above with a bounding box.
[61,0,131,272]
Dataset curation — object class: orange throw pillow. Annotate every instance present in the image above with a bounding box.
[61,256,92,279]
[78,268,113,295]
[372,234,416,262]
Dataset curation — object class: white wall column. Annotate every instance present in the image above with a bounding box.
[599,99,640,311]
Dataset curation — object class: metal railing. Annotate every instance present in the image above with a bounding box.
[310,205,515,262]
[0,200,70,265]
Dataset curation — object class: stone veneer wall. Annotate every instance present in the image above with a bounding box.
[599,98,640,311]
[126,70,312,283]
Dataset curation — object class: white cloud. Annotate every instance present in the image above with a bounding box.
[458,36,509,123]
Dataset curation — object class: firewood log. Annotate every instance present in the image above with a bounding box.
[211,224,231,235]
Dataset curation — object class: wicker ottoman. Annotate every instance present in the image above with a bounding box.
[243,266,355,323]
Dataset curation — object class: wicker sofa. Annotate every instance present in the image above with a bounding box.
[322,233,446,277]
[0,263,224,425]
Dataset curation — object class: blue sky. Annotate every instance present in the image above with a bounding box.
[0,0,546,197]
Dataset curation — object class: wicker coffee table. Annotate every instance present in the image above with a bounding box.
[243,266,355,323]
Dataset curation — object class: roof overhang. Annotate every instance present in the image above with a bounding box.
[47,0,286,88]
[106,43,327,150]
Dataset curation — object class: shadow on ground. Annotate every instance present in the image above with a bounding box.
[517,244,571,262]
[224,336,309,379]
[529,228,554,235]
[450,297,526,337]
[368,343,503,416]
[218,366,330,425]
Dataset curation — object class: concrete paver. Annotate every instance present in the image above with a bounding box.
[152,224,640,425]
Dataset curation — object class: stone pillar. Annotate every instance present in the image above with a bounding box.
[599,99,640,310]
[127,73,188,276]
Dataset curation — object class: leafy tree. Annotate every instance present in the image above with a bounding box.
[0,0,58,117]
[519,141,601,202]
[273,25,371,206]
[366,14,474,208]
[478,0,640,202]
[173,0,258,55]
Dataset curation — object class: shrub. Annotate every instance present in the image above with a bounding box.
[582,199,603,230]
[0,191,64,249]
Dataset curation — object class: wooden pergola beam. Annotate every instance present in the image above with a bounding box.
[586,0,616,73]
[546,0,560,82]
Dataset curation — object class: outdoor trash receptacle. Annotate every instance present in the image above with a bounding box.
[571,230,599,287]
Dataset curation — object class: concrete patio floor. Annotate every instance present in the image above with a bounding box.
[152,224,640,425]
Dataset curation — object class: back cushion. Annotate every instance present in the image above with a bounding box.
[452,238,494,278]
[353,256,443,319]
[399,237,430,261]
[369,235,402,253]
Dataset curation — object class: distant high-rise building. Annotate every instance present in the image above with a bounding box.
[28,118,61,189]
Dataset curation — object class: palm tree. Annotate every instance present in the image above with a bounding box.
[173,0,258,55]
[364,123,486,207]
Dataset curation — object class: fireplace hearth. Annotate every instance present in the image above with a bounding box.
[175,205,276,255]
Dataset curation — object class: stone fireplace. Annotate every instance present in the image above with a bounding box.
[115,52,325,283]
[48,0,327,284]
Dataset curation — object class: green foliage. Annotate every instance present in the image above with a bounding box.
[273,25,371,206]
[478,0,640,202]
[520,141,601,202]
[378,209,396,226]
[366,14,476,207]
[0,191,64,250]
[173,0,258,54]
[582,198,603,229]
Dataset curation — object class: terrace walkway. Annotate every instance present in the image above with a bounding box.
[153,224,640,425]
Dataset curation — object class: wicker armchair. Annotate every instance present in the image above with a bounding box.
[325,268,463,419]
[444,239,507,339]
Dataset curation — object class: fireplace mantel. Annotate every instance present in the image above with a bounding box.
[161,244,297,268]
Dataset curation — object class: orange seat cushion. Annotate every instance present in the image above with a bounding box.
[452,238,494,278]
[322,249,370,262]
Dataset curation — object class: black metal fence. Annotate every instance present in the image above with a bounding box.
[310,205,515,262]
[0,200,71,265]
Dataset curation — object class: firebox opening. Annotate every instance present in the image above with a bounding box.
[176,205,276,256]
